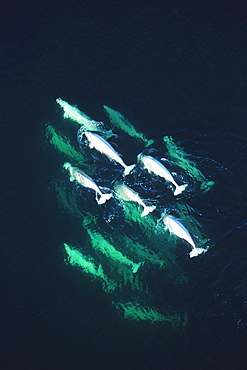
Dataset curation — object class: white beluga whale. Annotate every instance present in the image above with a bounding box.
[63,162,112,205]
[56,98,92,126]
[114,182,156,217]
[138,154,187,196]
[56,98,106,132]
[81,131,135,176]
[162,214,208,258]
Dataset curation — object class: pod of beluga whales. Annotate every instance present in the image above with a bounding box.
[57,97,210,259]
[46,98,215,325]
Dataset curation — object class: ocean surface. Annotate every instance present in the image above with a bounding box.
[1,1,247,369]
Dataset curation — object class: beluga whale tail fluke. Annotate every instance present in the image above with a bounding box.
[123,164,135,176]
[95,191,113,205]
[189,246,209,258]
[132,261,142,273]
[141,205,156,217]
[174,184,188,196]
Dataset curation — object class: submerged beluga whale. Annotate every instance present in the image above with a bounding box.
[64,162,112,205]
[138,154,187,196]
[162,214,208,258]
[78,130,135,176]
[114,182,156,217]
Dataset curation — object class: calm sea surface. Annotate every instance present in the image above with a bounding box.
[1,1,247,369]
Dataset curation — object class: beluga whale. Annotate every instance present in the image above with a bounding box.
[114,182,156,217]
[78,131,135,176]
[137,153,187,196]
[162,214,209,258]
[63,162,112,204]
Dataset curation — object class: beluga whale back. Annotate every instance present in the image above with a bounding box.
[79,131,135,176]
[138,153,187,196]
[114,182,156,217]
[63,162,112,204]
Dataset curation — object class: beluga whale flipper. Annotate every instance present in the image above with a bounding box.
[63,162,112,204]
[162,214,208,258]
[137,153,187,196]
[114,182,156,217]
[79,131,135,176]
